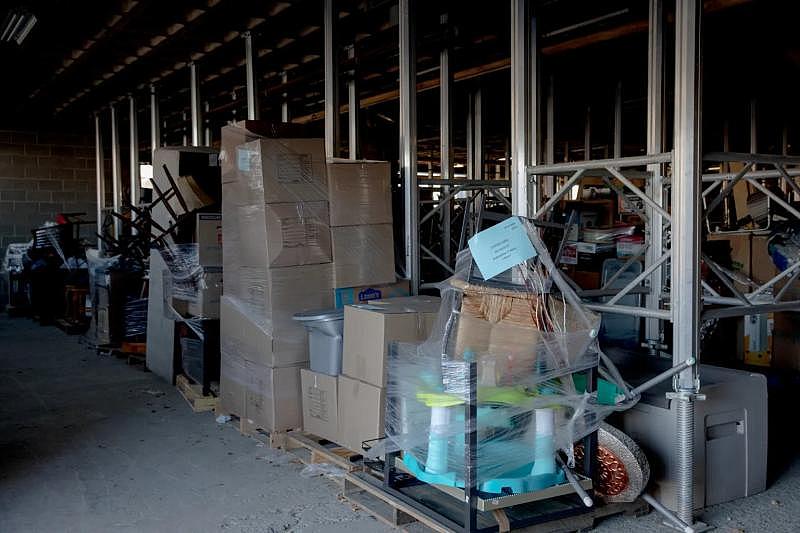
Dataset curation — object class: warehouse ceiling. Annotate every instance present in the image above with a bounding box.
[0,0,796,153]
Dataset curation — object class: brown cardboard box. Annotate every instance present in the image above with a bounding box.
[327,159,392,226]
[223,138,327,206]
[172,268,222,319]
[338,374,385,453]
[331,224,395,288]
[196,213,222,267]
[228,202,332,268]
[342,296,441,387]
[300,369,339,442]
[706,233,776,291]
[333,278,411,308]
[245,361,304,432]
[219,350,247,417]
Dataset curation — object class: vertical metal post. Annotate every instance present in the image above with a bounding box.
[347,45,359,160]
[473,88,483,181]
[671,0,702,526]
[645,0,665,345]
[94,113,105,250]
[511,0,538,216]
[110,102,122,239]
[614,81,623,158]
[544,75,555,197]
[399,0,418,293]
[244,31,260,120]
[281,72,290,123]
[440,23,453,265]
[204,101,211,147]
[324,0,339,159]
[128,94,139,234]
[189,62,202,147]
[150,84,160,161]
[466,94,474,181]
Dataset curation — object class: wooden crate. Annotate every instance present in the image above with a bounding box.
[176,374,218,412]
[283,431,364,473]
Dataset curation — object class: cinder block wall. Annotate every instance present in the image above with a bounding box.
[0,130,97,251]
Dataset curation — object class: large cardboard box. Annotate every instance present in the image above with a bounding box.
[227,201,332,268]
[331,224,395,288]
[172,268,223,319]
[224,138,328,206]
[334,278,411,308]
[338,374,385,453]
[343,296,441,387]
[218,351,304,432]
[301,369,339,442]
[327,159,392,226]
[196,213,222,267]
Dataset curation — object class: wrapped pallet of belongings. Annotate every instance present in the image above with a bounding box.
[373,217,641,499]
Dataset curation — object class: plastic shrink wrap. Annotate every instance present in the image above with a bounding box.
[375,217,636,495]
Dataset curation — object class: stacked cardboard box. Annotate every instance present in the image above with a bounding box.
[300,296,440,451]
[219,124,333,432]
[327,159,396,288]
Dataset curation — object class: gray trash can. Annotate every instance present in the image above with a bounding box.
[293,308,344,376]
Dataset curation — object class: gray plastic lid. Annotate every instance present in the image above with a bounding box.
[292,308,344,323]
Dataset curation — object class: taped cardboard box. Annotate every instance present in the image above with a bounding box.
[333,278,410,308]
[225,201,332,268]
[172,268,223,319]
[331,224,395,288]
[327,159,392,226]
[338,374,384,453]
[300,369,339,443]
[220,120,311,179]
[224,138,328,206]
[342,296,440,387]
[196,213,222,267]
[219,349,304,432]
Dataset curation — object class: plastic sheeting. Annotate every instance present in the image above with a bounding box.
[375,217,637,492]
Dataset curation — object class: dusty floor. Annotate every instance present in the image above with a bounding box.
[0,314,798,532]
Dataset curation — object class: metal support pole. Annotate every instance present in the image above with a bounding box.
[94,113,105,250]
[466,93,473,180]
[204,101,211,147]
[614,81,623,159]
[584,105,591,160]
[150,85,160,160]
[244,31,260,120]
[645,0,665,346]
[189,62,202,147]
[473,88,483,181]
[347,45,359,160]
[440,26,453,265]
[281,72,289,123]
[128,95,139,234]
[511,0,538,216]
[399,0,419,293]
[544,75,555,197]
[750,98,757,153]
[324,0,339,159]
[110,102,122,239]
[672,0,702,526]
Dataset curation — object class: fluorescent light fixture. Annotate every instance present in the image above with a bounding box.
[1,8,37,45]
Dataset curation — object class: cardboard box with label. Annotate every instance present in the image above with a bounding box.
[333,279,411,308]
[327,159,392,226]
[338,374,385,453]
[224,138,328,206]
[343,296,441,387]
[300,369,339,442]
[196,213,222,267]
[227,201,332,268]
[331,224,395,288]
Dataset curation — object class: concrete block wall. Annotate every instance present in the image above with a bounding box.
[0,130,97,252]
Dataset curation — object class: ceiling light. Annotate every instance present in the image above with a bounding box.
[1,8,37,45]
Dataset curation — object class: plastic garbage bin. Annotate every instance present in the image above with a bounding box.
[293,308,344,375]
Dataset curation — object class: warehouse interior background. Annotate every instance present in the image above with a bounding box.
[2,1,800,532]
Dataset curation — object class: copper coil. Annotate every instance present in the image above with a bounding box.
[574,444,630,497]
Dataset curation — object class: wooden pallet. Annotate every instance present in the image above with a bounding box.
[214,410,293,448]
[342,471,650,533]
[176,374,218,412]
[55,318,89,335]
[283,431,364,473]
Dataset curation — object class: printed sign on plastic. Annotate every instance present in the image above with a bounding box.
[467,217,537,280]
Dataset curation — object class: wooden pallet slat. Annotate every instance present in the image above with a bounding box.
[283,431,364,473]
[176,374,218,412]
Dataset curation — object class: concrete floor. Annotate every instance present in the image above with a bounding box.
[1,314,798,533]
